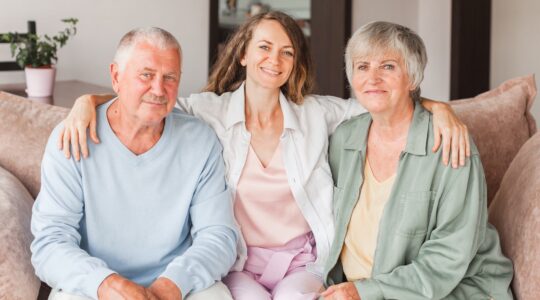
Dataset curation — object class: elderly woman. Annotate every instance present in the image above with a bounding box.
[321,22,514,300]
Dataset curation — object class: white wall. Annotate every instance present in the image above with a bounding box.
[417,0,451,101]
[351,0,452,101]
[0,0,209,96]
[352,0,419,32]
[492,0,540,121]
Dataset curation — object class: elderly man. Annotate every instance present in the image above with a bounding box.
[31,28,238,300]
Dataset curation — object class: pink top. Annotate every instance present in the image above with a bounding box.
[235,143,311,248]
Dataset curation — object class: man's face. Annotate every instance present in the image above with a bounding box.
[111,42,181,126]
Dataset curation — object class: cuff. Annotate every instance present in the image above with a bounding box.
[161,266,194,298]
[82,267,117,299]
[354,279,384,300]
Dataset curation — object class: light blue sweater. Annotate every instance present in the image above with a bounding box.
[31,100,238,299]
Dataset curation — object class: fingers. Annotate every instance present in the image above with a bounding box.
[78,125,89,159]
[62,127,72,159]
[89,119,100,144]
[459,125,466,166]
[441,128,451,166]
[57,126,65,150]
[464,125,471,157]
[451,127,460,168]
[71,128,80,161]
[432,126,441,153]
[321,286,336,297]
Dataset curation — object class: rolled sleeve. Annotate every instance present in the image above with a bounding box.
[354,279,384,300]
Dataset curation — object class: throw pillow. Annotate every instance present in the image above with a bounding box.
[449,74,537,205]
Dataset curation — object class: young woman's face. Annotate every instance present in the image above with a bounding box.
[241,20,295,91]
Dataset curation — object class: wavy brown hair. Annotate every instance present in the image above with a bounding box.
[204,11,314,104]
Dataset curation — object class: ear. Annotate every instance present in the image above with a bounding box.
[110,63,121,94]
[240,53,247,67]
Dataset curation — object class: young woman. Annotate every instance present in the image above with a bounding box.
[58,12,469,300]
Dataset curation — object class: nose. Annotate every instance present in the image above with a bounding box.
[150,76,165,97]
[267,49,280,65]
[366,67,382,83]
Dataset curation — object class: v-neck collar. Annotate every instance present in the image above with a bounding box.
[99,99,173,165]
[248,141,282,170]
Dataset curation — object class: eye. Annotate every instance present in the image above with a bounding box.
[164,75,178,82]
[356,63,368,71]
[140,73,152,80]
[259,45,270,51]
[382,64,395,70]
[282,50,294,57]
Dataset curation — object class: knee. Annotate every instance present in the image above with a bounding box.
[185,282,233,300]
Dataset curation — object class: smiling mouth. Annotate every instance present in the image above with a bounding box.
[143,101,166,105]
[261,67,282,76]
[364,90,387,94]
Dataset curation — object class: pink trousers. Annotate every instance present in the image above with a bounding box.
[223,233,323,300]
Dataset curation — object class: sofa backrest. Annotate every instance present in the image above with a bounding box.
[489,132,540,299]
[0,92,68,198]
[448,75,537,205]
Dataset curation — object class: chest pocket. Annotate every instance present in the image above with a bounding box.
[396,191,434,237]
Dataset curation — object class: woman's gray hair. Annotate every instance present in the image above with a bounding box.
[345,21,427,101]
[113,27,182,71]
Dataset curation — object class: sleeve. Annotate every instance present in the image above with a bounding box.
[354,156,489,300]
[160,135,238,296]
[30,127,116,299]
[175,96,194,114]
[311,95,367,134]
[328,127,344,184]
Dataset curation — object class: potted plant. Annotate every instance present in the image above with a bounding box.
[1,18,78,97]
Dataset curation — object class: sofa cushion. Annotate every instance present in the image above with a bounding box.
[0,166,40,299]
[449,75,537,204]
[488,132,540,299]
[0,92,68,198]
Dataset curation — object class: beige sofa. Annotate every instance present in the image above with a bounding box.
[0,75,537,300]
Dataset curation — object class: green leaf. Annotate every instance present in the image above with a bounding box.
[3,18,77,67]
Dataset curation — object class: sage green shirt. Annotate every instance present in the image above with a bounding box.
[324,104,513,300]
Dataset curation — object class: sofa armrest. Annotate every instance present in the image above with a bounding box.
[0,166,40,299]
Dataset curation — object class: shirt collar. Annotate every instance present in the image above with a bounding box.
[404,103,430,156]
[225,82,303,135]
[225,83,246,130]
[343,102,430,156]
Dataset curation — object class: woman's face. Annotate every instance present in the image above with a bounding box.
[241,20,295,91]
[351,51,413,115]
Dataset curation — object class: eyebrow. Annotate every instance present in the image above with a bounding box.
[355,59,399,64]
[139,67,179,76]
[140,67,157,72]
[257,39,294,49]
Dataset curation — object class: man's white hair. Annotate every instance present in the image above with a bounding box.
[113,27,182,71]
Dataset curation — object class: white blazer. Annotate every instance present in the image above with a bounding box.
[176,83,366,275]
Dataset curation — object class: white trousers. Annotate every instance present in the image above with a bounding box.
[48,281,233,300]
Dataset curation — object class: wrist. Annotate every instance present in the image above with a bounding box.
[430,101,450,112]
[149,277,182,300]
[87,94,98,106]
[97,274,121,297]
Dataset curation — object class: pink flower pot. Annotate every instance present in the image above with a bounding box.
[24,66,56,97]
